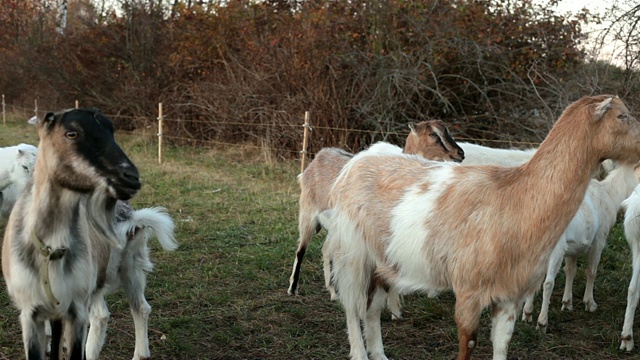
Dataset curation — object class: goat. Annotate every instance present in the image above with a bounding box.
[0,143,38,217]
[2,108,141,360]
[403,120,465,162]
[322,95,640,360]
[521,162,640,330]
[460,141,615,179]
[1,142,176,358]
[85,200,177,359]
[287,120,464,305]
[619,186,640,351]
[458,141,536,166]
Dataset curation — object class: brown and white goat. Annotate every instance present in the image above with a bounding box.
[323,95,640,360]
[2,109,141,360]
[287,120,464,303]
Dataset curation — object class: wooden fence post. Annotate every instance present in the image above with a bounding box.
[75,100,79,109]
[301,111,310,174]
[158,102,163,164]
[2,94,5,126]
[34,99,38,119]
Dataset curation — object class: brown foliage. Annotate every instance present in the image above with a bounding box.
[1,0,631,157]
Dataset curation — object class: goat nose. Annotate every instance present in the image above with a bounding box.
[121,167,140,183]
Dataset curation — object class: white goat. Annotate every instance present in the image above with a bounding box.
[86,200,177,359]
[460,141,615,178]
[458,141,536,166]
[521,162,640,330]
[288,120,464,307]
[619,187,640,351]
[0,143,38,217]
[322,95,640,360]
[3,108,142,360]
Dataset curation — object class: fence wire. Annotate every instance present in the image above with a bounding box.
[2,99,543,160]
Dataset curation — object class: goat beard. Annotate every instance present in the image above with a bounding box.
[86,188,123,250]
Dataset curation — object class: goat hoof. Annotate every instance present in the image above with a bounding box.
[391,314,403,321]
[369,353,389,360]
[536,322,548,333]
[620,335,634,351]
[584,301,597,312]
[522,312,533,323]
[561,301,573,311]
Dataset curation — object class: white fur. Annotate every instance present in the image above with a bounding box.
[87,205,177,360]
[460,141,615,177]
[620,187,640,351]
[3,109,148,359]
[458,141,536,166]
[386,166,455,294]
[0,143,38,217]
[522,163,640,330]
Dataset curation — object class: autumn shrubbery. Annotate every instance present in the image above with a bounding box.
[1,0,636,156]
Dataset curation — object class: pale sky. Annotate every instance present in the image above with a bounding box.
[545,0,625,65]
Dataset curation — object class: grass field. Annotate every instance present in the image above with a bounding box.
[1,117,640,359]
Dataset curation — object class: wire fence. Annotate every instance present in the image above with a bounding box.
[2,97,543,169]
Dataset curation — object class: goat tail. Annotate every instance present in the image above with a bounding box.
[123,207,178,251]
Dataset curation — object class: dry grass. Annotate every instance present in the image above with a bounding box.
[0,117,639,359]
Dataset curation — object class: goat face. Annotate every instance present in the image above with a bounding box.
[407,120,465,162]
[586,96,640,165]
[14,146,37,179]
[38,108,141,200]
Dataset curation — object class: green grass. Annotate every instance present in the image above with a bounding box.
[1,117,640,359]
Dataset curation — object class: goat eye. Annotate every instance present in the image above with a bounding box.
[619,114,629,120]
[65,131,78,139]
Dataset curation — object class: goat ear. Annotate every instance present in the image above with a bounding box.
[27,116,40,126]
[42,112,56,128]
[408,122,416,133]
[593,97,613,121]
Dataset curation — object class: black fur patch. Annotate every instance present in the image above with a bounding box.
[65,302,85,360]
[290,247,306,292]
[49,319,63,360]
[27,340,43,360]
[31,305,47,322]
[63,202,87,275]
[49,109,140,200]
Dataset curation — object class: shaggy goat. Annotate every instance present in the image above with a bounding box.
[85,200,177,359]
[323,95,640,360]
[287,120,464,303]
[619,187,640,351]
[2,108,141,360]
[521,162,640,330]
[0,143,38,217]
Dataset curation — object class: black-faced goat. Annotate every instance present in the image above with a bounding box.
[3,108,141,360]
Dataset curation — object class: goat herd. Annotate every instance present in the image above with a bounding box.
[0,95,639,359]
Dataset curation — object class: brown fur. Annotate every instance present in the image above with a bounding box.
[288,120,463,295]
[404,120,464,161]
